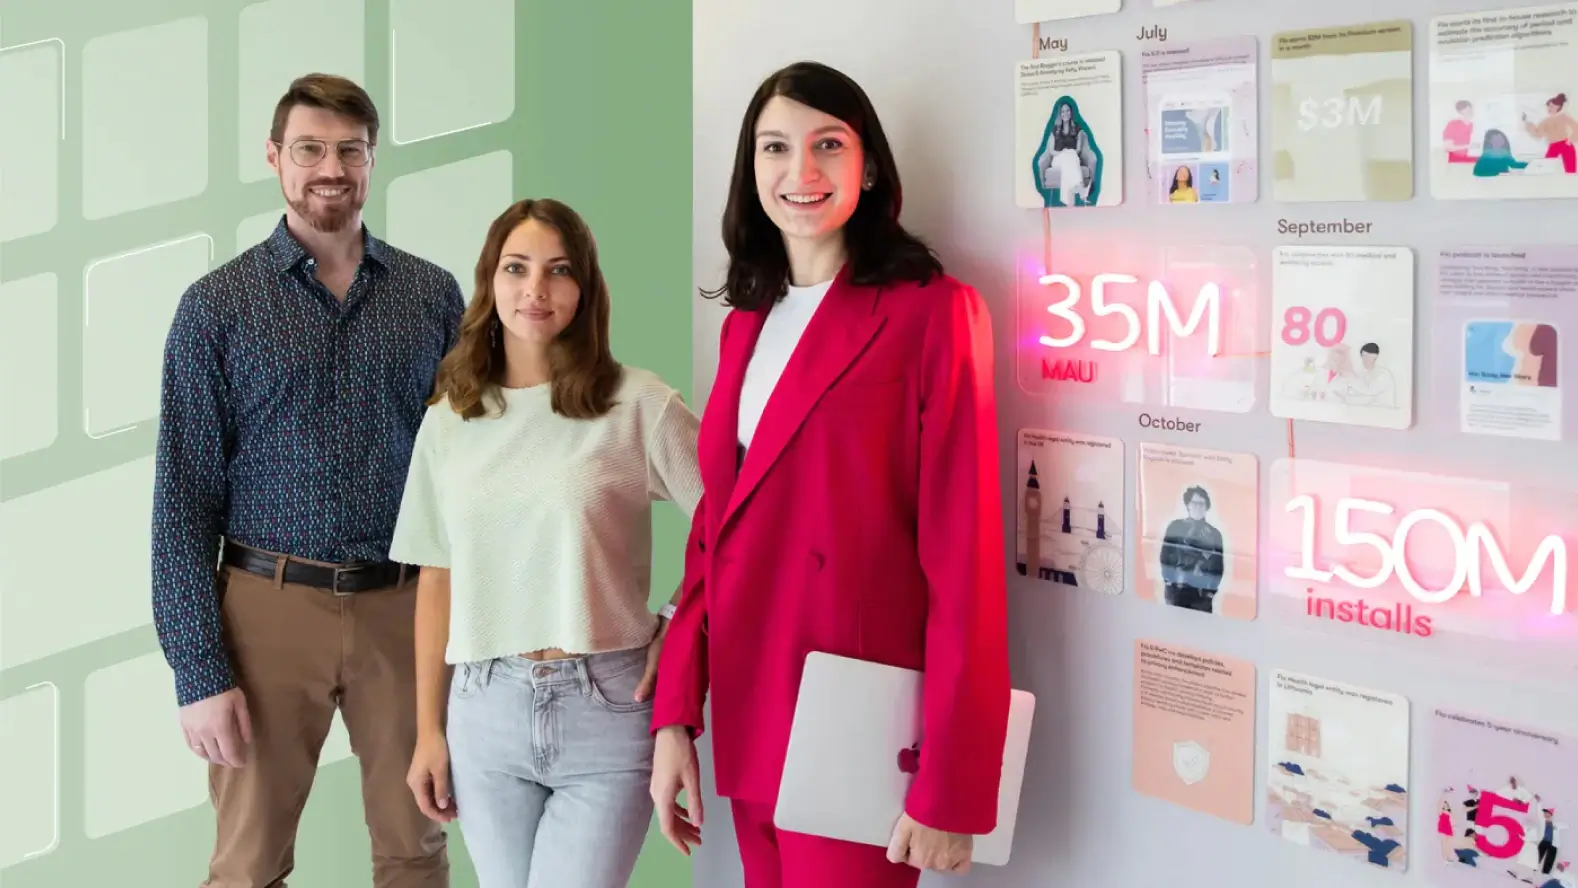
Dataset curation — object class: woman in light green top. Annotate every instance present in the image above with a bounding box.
[389,197,703,888]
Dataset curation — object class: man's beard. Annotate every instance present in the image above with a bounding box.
[285,178,363,232]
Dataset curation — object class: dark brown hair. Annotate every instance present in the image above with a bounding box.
[704,60,942,311]
[270,73,381,144]
[431,198,623,420]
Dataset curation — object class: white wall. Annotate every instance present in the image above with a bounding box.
[690,1,1574,886]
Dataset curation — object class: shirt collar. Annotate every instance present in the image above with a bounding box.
[265,214,389,274]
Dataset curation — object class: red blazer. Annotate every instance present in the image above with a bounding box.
[652,264,1011,835]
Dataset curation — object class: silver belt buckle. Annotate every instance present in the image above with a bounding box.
[331,565,360,597]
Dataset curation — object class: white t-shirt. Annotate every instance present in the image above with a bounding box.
[388,366,703,664]
[737,279,833,447]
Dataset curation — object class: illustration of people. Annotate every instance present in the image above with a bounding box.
[1440,796,1459,860]
[1536,860,1573,888]
[1183,106,1224,153]
[1475,129,1531,177]
[1280,339,1396,409]
[1351,823,1405,869]
[1335,342,1396,407]
[1034,97,1102,207]
[1169,165,1198,202]
[1539,808,1568,875]
[1284,356,1321,400]
[1158,485,1223,613]
[1497,776,1546,875]
[1523,93,1578,173]
[1284,341,1355,403]
[1438,778,1572,881]
[1277,794,1404,869]
[1439,785,1485,867]
[1444,100,1475,163]
[1506,322,1560,387]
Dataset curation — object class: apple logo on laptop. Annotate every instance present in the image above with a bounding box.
[897,742,920,775]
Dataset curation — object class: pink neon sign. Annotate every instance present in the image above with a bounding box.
[1266,457,1578,676]
[1015,241,1262,413]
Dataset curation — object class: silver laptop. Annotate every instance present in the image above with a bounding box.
[773,651,1036,867]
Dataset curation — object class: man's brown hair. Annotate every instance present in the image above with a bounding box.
[431,198,623,421]
[270,73,380,144]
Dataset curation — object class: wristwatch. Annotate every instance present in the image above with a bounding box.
[658,602,678,620]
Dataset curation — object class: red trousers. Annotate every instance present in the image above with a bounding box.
[730,800,920,888]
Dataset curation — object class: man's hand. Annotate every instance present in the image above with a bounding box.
[887,812,972,874]
[633,616,670,702]
[179,687,252,769]
[650,725,703,854]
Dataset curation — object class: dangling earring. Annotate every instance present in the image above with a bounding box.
[490,317,499,349]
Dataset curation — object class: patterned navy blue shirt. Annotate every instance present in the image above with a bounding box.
[152,216,465,706]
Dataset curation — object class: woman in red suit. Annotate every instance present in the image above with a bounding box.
[648,60,1012,887]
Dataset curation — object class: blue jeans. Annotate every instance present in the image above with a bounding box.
[446,647,656,888]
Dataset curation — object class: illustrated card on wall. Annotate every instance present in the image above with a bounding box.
[1135,442,1258,620]
[1271,20,1414,202]
[1425,708,1576,886]
[1133,640,1255,825]
[1433,246,1574,441]
[1429,3,1578,200]
[1266,671,1411,872]
[1142,36,1259,204]
[1015,52,1124,209]
[1015,429,1126,595]
[1270,246,1416,429]
[1016,0,1121,24]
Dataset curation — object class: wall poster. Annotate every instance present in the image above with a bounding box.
[1429,3,1578,201]
[1270,245,1416,430]
[1433,245,1576,442]
[1015,429,1127,595]
[1426,708,1576,887]
[1015,52,1125,208]
[1016,0,1122,25]
[1270,20,1415,202]
[1142,35,1260,204]
[1266,670,1411,871]
[1133,640,1255,825]
[1135,442,1259,620]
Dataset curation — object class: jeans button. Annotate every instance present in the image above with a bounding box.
[534,666,551,678]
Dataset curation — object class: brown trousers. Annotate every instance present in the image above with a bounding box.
[203,561,448,888]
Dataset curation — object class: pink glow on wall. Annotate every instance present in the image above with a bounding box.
[1265,457,1578,673]
[1014,240,1264,413]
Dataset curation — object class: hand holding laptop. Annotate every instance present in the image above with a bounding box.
[886,812,973,874]
[775,652,1036,868]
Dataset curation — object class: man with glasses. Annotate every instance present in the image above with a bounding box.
[151,72,463,887]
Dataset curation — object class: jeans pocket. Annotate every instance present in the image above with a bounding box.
[451,662,478,699]
[587,655,653,714]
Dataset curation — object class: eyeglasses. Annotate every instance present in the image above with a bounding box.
[276,138,373,168]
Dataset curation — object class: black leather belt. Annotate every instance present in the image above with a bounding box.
[222,541,406,596]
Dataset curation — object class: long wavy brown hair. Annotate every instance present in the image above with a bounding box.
[431,198,622,420]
